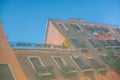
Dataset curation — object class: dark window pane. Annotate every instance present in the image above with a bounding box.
[69,24,81,30]
[54,57,65,68]
[72,56,91,70]
[71,39,80,48]
[30,57,41,69]
[0,64,14,80]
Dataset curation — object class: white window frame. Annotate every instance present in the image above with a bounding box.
[75,24,84,31]
[70,56,81,70]
[58,23,69,30]
[27,56,45,70]
[62,24,69,30]
[52,56,67,69]
[71,23,83,31]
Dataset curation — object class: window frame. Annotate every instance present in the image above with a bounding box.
[27,56,45,70]
[52,56,67,69]
[58,23,69,30]
[0,64,15,80]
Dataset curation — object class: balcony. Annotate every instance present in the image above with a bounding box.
[60,65,77,78]
[34,66,55,79]
[9,42,68,50]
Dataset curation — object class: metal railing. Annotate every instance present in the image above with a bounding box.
[9,41,68,50]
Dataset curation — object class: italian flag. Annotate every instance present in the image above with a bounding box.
[89,29,100,38]
[93,32,100,38]
[107,31,112,37]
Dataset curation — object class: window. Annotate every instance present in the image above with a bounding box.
[88,38,102,48]
[58,23,68,30]
[52,56,66,69]
[28,56,44,69]
[67,24,81,31]
[0,64,14,80]
[71,24,81,30]
[87,58,105,69]
[70,38,87,48]
[98,40,110,47]
[76,24,83,31]
[70,39,80,48]
[70,56,91,70]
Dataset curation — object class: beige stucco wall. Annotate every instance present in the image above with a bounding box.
[0,22,27,80]
[45,22,65,45]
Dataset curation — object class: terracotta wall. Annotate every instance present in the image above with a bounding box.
[45,22,65,45]
[0,22,27,80]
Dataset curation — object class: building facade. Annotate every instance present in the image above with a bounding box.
[0,18,120,80]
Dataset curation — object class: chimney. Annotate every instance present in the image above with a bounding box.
[78,18,83,22]
[69,18,83,22]
[69,18,77,21]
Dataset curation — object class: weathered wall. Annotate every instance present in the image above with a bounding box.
[45,22,65,45]
[0,22,27,80]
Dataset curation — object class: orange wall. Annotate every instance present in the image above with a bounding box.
[45,22,65,45]
[0,22,27,80]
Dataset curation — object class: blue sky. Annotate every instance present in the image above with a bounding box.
[0,0,120,43]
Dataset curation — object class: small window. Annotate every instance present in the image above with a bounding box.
[87,58,105,69]
[88,38,102,48]
[70,39,80,48]
[52,56,66,69]
[0,64,14,80]
[70,38,87,48]
[58,23,68,30]
[68,24,81,31]
[28,56,44,69]
[70,56,91,70]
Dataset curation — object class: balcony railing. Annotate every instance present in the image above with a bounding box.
[9,41,68,50]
